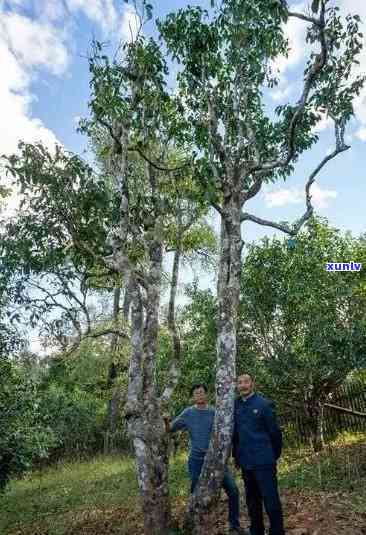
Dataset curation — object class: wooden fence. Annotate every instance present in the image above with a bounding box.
[280,380,366,446]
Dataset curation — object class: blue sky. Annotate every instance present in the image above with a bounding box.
[1,0,365,351]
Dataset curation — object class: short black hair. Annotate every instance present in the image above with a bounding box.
[236,372,254,381]
[190,383,208,396]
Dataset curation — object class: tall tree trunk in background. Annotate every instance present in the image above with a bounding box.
[122,278,133,322]
[305,400,325,452]
[108,281,134,438]
[186,192,243,533]
[160,243,182,406]
[104,287,121,454]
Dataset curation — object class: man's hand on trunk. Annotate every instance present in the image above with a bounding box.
[163,416,171,433]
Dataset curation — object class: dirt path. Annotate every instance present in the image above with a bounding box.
[210,488,366,535]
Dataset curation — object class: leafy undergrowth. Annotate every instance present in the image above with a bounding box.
[1,433,365,535]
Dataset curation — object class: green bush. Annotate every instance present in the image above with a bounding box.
[0,357,56,491]
[38,384,105,460]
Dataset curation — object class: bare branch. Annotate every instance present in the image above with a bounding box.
[241,118,350,234]
[85,327,128,341]
[27,280,83,338]
[288,11,321,27]
[60,327,129,358]
[240,212,297,235]
[97,116,191,173]
[128,145,191,173]
[55,272,91,334]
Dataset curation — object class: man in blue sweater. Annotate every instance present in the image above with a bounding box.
[233,374,285,535]
[165,383,247,535]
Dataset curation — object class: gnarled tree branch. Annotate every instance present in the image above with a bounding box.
[241,118,350,234]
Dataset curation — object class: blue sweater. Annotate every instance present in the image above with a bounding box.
[233,393,282,469]
[171,405,215,460]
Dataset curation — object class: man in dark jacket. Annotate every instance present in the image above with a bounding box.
[233,374,285,535]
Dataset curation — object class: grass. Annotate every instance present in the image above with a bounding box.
[278,431,366,517]
[0,455,136,533]
[1,432,365,534]
[0,452,190,534]
[279,431,366,494]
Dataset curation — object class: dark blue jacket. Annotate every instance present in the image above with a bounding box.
[232,393,282,469]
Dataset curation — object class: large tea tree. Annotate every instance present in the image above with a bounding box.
[1,22,213,535]
[85,30,216,532]
[158,0,364,529]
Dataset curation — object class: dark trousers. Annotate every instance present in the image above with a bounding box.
[241,466,285,535]
[188,457,240,530]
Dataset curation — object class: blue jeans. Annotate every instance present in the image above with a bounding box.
[188,456,240,530]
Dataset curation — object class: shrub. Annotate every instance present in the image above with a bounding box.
[0,357,56,491]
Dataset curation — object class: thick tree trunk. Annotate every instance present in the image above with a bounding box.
[130,414,173,534]
[106,110,176,531]
[186,195,243,533]
[125,242,174,534]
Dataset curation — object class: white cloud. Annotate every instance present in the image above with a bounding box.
[263,187,303,207]
[270,2,309,101]
[271,75,294,103]
[312,111,332,133]
[310,183,337,209]
[353,92,366,136]
[355,127,366,141]
[0,0,137,214]
[271,3,308,75]
[0,6,63,224]
[263,183,337,210]
[0,0,129,162]
[1,11,69,75]
[66,0,118,33]
[0,11,65,157]
[269,3,314,105]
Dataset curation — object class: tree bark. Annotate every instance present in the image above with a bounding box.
[105,287,121,453]
[125,243,174,535]
[132,421,172,535]
[186,194,243,533]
